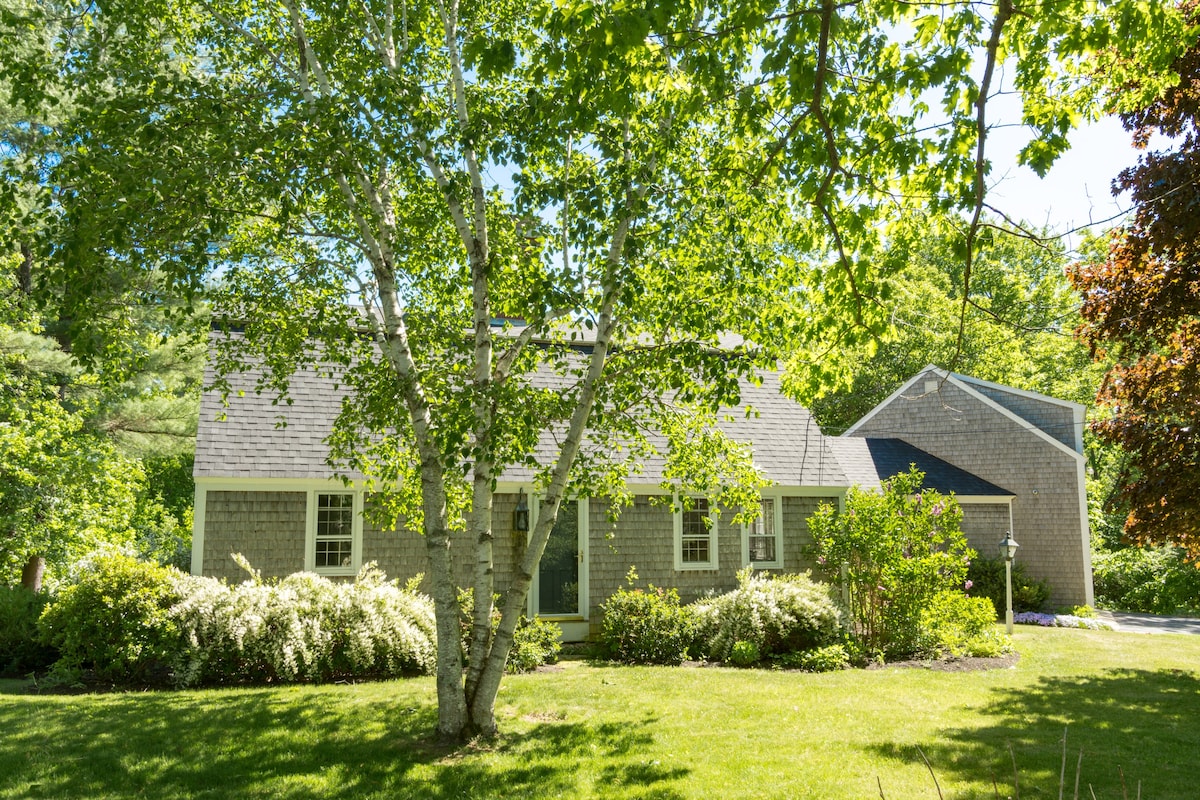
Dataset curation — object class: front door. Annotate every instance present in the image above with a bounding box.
[537,499,580,616]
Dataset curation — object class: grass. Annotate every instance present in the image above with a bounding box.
[1,626,1198,799]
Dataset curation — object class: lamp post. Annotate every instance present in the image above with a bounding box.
[999,532,1020,635]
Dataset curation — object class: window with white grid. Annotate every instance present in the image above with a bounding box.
[314,492,355,571]
[675,498,717,570]
[743,497,783,569]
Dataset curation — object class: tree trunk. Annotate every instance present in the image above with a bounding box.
[465,288,622,736]
[20,555,45,593]
[18,243,33,296]
[420,466,469,743]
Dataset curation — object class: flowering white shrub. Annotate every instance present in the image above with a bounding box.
[695,568,844,663]
[170,561,436,686]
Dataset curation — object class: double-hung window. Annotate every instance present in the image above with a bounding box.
[307,491,361,576]
[742,497,784,569]
[674,497,718,570]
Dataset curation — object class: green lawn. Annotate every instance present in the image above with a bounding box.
[1,627,1198,799]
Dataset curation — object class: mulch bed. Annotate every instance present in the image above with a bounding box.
[866,653,1020,672]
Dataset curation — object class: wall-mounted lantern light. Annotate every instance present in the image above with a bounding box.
[513,489,530,533]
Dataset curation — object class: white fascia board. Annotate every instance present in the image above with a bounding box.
[190,485,207,576]
[496,481,849,497]
[728,484,850,497]
[193,476,365,492]
[204,477,852,499]
[954,495,1017,504]
[1077,459,1096,606]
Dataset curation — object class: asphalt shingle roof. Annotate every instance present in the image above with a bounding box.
[826,437,1013,497]
[194,336,1017,499]
[194,359,359,480]
[194,353,848,487]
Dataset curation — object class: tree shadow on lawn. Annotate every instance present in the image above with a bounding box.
[873,668,1200,799]
[0,685,685,799]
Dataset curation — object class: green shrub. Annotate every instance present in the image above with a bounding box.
[966,555,1052,617]
[456,588,562,674]
[1093,547,1200,615]
[694,568,843,663]
[600,575,697,665]
[170,563,436,686]
[38,554,184,684]
[776,643,852,672]
[730,640,760,666]
[1060,604,1096,618]
[808,467,975,658]
[506,615,562,674]
[917,590,1011,658]
[0,586,58,676]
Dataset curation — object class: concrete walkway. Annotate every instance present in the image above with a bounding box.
[1098,610,1200,635]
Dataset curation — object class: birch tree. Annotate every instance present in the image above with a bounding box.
[3,0,1187,741]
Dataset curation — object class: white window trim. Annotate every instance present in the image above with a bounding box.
[304,489,363,577]
[673,496,719,571]
[741,495,785,570]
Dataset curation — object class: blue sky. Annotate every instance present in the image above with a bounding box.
[986,114,1143,256]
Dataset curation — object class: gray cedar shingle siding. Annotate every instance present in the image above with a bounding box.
[781,496,828,574]
[959,503,1014,560]
[360,498,518,595]
[955,375,1082,453]
[202,491,307,581]
[846,368,1091,606]
[584,493,838,636]
[200,487,838,623]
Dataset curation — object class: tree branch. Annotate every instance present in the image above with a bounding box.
[956,0,1013,364]
[809,0,865,326]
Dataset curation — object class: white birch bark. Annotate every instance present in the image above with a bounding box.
[466,216,631,733]
[271,0,472,739]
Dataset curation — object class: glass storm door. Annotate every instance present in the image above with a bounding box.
[537,500,580,615]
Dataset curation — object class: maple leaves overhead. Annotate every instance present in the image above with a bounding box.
[1071,11,1200,559]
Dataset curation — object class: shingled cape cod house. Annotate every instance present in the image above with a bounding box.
[192,358,1093,640]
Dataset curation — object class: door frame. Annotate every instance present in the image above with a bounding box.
[528,494,589,639]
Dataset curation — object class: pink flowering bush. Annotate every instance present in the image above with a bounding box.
[808,467,976,658]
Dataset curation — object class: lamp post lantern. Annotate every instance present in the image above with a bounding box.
[999,532,1020,635]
